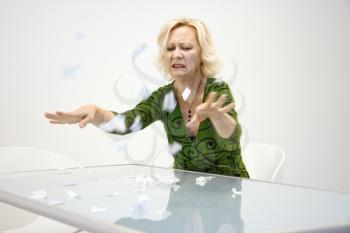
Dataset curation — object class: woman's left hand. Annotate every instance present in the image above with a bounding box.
[186,92,235,128]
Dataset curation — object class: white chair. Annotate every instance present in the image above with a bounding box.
[242,143,285,182]
[0,146,82,233]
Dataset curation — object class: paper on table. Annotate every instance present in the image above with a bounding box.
[231,187,242,198]
[195,176,215,187]
[66,190,80,199]
[48,198,64,206]
[29,190,48,199]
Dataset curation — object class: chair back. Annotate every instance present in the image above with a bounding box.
[0,146,81,173]
[0,146,81,232]
[243,143,285,182]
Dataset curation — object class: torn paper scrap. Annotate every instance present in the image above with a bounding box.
[195,176,215,186]
[130,115,142,133]
[48,198,64,206]
[66,190,80,199]
[182,87,191,101]
[162,91,177,113]
[99,114,127,133]
[232,187,242,198]
[168,141,182,155]
[29,190,48,199]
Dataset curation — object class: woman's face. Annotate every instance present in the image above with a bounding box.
[166,25,202,80]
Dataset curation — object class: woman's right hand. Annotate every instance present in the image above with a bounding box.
[44,105,104,128]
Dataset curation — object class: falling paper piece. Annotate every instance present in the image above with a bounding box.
[74,32,86,40]
[195,176,215,187]
[90,206,106,213]
[130,115,142,133]
[168,141,182,155]
[66,190,80,199]
[30,190,48,199]
[107,192,119,197]
[156,209,172,220]
[162,91,177,113]
[63,64,81,78]
[182,87,191,101]
[99,114,127,133]
[48,198,64,206]
[231,188,242,198]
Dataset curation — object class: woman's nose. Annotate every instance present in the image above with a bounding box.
[172,48,183,58]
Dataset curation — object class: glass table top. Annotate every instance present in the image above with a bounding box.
[0,164,350,233]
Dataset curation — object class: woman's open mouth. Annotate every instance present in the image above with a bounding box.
[172,64,186,68]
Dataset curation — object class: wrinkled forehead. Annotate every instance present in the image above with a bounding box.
[167,25,199,44]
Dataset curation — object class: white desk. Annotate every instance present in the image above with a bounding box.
[0,164,350,233]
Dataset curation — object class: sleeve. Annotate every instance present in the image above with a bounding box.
[108,89,163,135]
[208,81,241,151]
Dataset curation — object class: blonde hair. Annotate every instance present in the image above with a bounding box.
[156,18,222,79]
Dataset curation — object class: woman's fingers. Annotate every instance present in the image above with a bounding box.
[206,92,218,105]
[185,115,199,128]
[55,111,69,116]
[213,94,227,108]
[49,120,65,124]
[45,105,94,127]
[79,115,92,128]
[44,112,57,120]
[45,111,80,124]
[219,102,235,113]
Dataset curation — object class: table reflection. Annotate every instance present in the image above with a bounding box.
[117,171,244,233]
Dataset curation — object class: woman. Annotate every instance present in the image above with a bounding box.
[45,18,249,178]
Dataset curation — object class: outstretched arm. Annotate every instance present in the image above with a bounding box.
[44,105,114,128]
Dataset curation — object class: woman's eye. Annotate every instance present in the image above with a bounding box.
[182,47,191,51]
[166,47,175,51]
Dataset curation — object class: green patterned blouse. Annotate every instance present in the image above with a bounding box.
[112,77,249,178]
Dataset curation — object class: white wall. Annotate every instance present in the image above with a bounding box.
[1,0,349,192]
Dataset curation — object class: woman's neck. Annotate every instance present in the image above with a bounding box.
[174,72,204,95]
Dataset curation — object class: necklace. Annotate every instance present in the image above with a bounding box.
[177,78,203,122]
